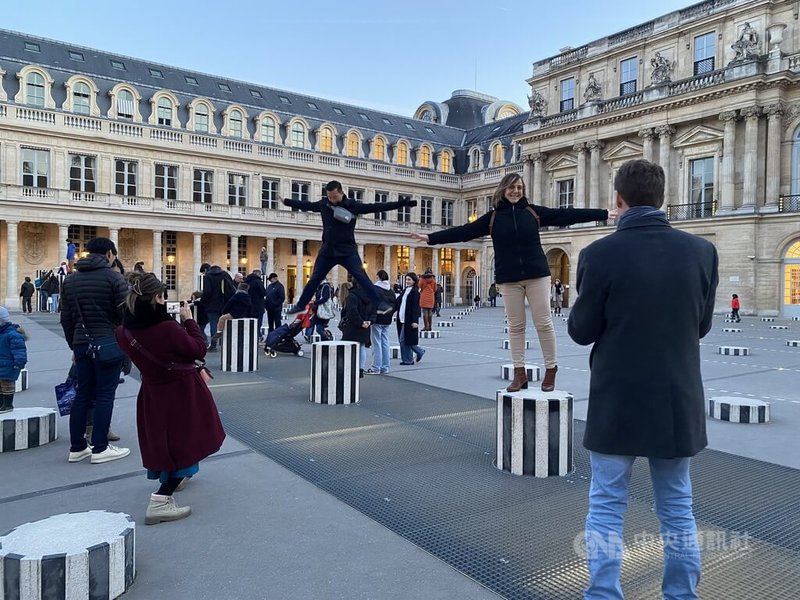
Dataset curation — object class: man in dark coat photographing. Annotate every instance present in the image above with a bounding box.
[568,159,718,599]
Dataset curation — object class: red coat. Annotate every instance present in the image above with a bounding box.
[116,315,225,472]
[418,275,436,309]
[731,298,740,310]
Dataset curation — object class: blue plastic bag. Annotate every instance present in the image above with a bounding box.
[54,379,76,416]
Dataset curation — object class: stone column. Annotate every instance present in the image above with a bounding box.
[295,239,304,289]
[152,230,162,278]
[655,125,675,205]
[109,228,119,250]
[718,110,738,212]
[266,237,275,276]
[764,103,784,210]
[193,233,202,287]
[532,153,547,206]
[431,247,439,279]
[58,224,69,262]
[453,249,462,304]
[522,156,533,195]
[588,140,605,209]
[358,243,365,263]
[408,246,416,273]
[573,143,587,209]
[5,221,19,308]
[230,235,239,275]
[741,106,762,212]
[383,245,392,276]
[638,128,655,162]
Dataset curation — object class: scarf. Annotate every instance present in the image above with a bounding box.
[617,205,668,228]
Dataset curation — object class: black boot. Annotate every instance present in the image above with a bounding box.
[0,393,14,413]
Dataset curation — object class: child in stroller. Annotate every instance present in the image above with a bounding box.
[264,318,305,358]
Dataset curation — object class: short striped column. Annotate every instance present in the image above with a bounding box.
[501,364,540,382]
[770,325,789,330]
[309,333,322,343]
[310,341,359,405]
[503,340,531,350]
[420,330,440,339]
[436,321,455,328]
[787,340,800,347]
[14,369,29,393]
[718,346,749,356]
[221,318,259,372]
[792,316,800,321]
[721,328,742,333]
[496,390,574,477]
[451,314,464,320]
[1,407,58,452]
[0,511,135,599]
[760,317,775,322]
[390,346,401,359]
[708,396,770,424]
[724,318,737,323]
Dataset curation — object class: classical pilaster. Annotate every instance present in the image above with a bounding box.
[532,153,547,206]
[588,140,605,209]
[358,243,365,263]
[741,106,762,211]
[265,238,274,276]
[638,128,655,162]
[431,247,439,279]
[764,104,784,210]
[383,245,392,276]
[573,143,587,209]
[522,156,533,196]
[58,224,68,262]
[230,235,239,275]
[109,228,119,250]
[152,230,162,278]
[5,221,18,308]
[295,239,304,288]
[655,125,675,204]
[718,111,738,212]
[408,246,416,273]
[453,250,462,304]
[193,233,202,288]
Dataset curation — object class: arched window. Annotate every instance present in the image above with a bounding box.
[397,141,408,166]
[492,144,503,167]
[117,89,134,119]
[291,122,305,148]
[320,127,334,153]
[26,72,45,107]
[471,148,480,171]
[347,132,360,157]
[73,82,90,115]
[195,103,209,133]
[374,137,386,161]
[229,109,243,138]
[791,127,800,195]
[440,151,451,173]
[420,146,431,168]
[157,97,173,126]
[261,116,276,144]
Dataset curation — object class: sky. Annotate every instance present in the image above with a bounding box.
[4,0,695,118]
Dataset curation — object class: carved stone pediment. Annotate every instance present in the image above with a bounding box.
[544,153,578,171]
[602,140,644,162]
[672,125,723,148]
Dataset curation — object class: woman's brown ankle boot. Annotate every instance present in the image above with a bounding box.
[506,367,528,392]
[541,366,558,392]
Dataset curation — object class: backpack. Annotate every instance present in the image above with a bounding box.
[488,205,540,235]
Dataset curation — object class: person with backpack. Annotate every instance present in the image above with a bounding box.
[366,270,397,375]
[200,264,235,351]
[410,173,613,393]
[306,277,335,341]
[338,280,377,378]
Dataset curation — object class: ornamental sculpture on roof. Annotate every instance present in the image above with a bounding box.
[731,22,760,61]
[527,90,548,119]
[650,52,673,85]
[583,73,602,103]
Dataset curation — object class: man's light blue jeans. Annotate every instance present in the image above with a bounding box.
[370,324,391,373]
[584,452,701,600]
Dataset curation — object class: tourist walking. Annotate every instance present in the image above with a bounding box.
[200,264,235,351]
[395,273,425,365]
[264,273,285,333]
[19,277,35,314]
[411,172,613,392]
[366,270,397,374]
[418,268,436,331]
[116,272,225,525]
[488,283,498,307]
[568,159,718,600]
[551,279,564,316]
[338,280,376,378]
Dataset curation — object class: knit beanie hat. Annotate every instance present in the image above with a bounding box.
[0,306,10,325]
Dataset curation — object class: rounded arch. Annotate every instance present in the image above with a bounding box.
[438,148,454,174]
[469,145,483,172]
[148,90,181,128]
[345,128,363,158]
[546,247,571,306]
[256,111,282,144]
[417,143,434,169]
[371,134,388,161]
[413,101,446,124]
[317,123,338,153]
[395,139,411,166]
[187,97,217,134]
[63,75,100,116]
[287,117,310,149]
[15,65,56,109]
[221,104,249,138]
[108,83,143,121]
[489,141,505,167]
[483,100,522,123]
[782,237,800,317]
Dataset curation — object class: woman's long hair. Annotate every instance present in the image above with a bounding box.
[125,272,166,314]
[492,173,525,208]
[338,281,352,308]
[405,272,418,286]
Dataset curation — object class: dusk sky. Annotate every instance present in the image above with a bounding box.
[5,0,694,117]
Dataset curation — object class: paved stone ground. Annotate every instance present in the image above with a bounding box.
[1,305,798,599]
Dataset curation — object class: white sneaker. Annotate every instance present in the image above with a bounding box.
[145,494,192,525]
[68,446,93,462]
[90,444,130,464]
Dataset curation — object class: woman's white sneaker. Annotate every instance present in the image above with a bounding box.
[90,445,130,464]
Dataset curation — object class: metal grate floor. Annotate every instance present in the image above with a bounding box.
[216,359,800,599]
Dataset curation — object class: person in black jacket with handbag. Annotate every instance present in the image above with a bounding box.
[60,237,130,464]
[282,180,415,316]
[411,173,615,392]
[395,272,425,365]
[338,280,376,378]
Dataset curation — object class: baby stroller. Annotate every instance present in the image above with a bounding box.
[264,308,312,358]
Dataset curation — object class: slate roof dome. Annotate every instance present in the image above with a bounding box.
[414,90,522,130]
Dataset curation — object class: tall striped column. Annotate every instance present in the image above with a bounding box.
[221,318,259,372]
[311,341,359,405]
[0,511,135,599]
[496,390,573,477]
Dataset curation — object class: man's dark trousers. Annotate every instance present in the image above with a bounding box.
[295,253,380,309]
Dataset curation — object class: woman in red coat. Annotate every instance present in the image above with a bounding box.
[116,273,225,525]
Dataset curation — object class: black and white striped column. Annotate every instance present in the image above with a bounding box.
[310,341,359,405]
[221,318,259,372]
[770,325,788,330]
[721,328,742,333]
[496,390,573,477]
[503,340,531,350]
[501,364,541,382]
[390,346,401,359]
[718,346,750,356]
[760,317,775,322]
[436,321,455,328]
[787,340,800,347]
[420,330,440,339]
[13,369,28,393]
[0,510,135,599]
[708,396,770,423]
[1,407,57,453]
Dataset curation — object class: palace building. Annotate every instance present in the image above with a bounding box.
[1,0,800,316]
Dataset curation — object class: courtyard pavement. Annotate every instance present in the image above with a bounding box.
[1,304,798,599]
